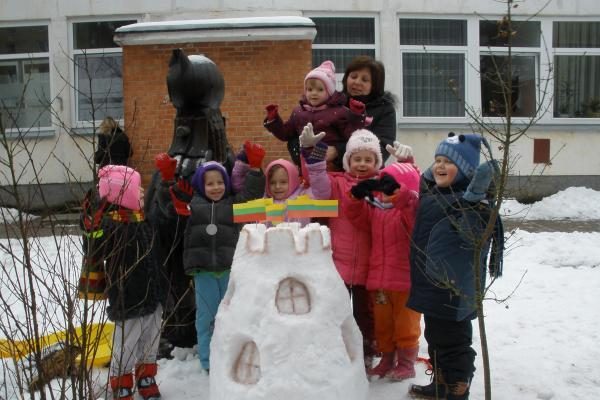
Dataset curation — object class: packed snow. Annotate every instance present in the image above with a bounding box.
[501,186,600,220]
[0,187,599,399]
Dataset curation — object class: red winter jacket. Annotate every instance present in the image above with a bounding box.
[309,163,377,286]
[346,185,419,291]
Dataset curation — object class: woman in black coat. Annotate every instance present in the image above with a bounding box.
[95,116,133,168]
[339,55,397,164]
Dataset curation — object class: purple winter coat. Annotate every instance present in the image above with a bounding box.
[264,91,368,147]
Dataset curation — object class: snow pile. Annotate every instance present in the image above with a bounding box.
[210,222,368,400]
[501,187,600,220]
[0,207,39,225]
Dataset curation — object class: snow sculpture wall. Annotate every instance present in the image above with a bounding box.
[210,223,368,400]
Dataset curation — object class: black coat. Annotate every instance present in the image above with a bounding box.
[84,205,164,321]
[183,169,265,274]
[94,127,132,167]
[332,91,397,169]
[407,183,492,321]
[364,92,397,161]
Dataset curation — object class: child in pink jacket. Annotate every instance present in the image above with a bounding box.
[301,127,382,369]
[346,160,422,381]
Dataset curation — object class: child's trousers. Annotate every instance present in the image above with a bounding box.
[194,271,230,370]
[423,315,476,385]
[371,290,421,352]
[346,284,375,358]
[110,305,163,376]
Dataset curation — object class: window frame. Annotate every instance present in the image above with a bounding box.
[69,17,137,130]
[551,19,600,123]
[303,13,380,88]
[396,15,600,126]
[398,16,471,123]
[0,21,53,135]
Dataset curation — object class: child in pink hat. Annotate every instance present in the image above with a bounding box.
[264,60,371,173]
[346,158,422,381]
[80,165,164,400]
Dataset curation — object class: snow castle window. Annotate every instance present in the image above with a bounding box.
[275,277,311,314]
[232,341,261,385]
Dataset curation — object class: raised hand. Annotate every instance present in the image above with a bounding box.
[244,140,266,169]
[169,178,193,216]
[299,123,326,148]
[350,179,381,201]
[155,153,177,182]
[385,141,414,162]
[265,104,279,121]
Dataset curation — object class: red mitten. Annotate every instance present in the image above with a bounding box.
[349,98,366,115]
[265,104,279,121]
[169,179,193,216]
[244,140,266,169]
[155,153,177,182]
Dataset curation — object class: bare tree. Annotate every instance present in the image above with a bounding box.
[0,51,158,400]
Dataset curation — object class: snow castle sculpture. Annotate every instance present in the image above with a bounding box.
[210,223,368,400]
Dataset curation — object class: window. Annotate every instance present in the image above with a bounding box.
[480,55,537,117]
[553,22,600,118]
[0,25,51,131]
[480,20,540,118]
[399,19,467,117]
[309,16,377,75]
[73,20,135,124]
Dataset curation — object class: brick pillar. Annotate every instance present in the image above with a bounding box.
[115,17,316,185]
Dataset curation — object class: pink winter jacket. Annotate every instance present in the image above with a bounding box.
[308,162,377,286]
[345,185,419,291]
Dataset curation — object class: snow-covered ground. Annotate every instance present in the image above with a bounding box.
[1,187,599,399]
[501,186,600,220]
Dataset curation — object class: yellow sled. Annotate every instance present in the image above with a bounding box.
[0,322,114,367]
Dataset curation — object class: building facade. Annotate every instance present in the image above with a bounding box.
[1,0,599,209]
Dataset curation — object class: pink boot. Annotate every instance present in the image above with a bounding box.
[366,352,395,379]
[385,346,418,381]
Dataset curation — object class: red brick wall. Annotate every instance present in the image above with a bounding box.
[122,40,312,184]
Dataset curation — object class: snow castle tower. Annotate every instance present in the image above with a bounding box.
[209,223,368,400]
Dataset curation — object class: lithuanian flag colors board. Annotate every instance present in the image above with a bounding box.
[233,199,267,223]
[233,196,338,223]
[286,196,338,219]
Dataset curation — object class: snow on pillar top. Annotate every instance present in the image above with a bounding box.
[114,16,316,46]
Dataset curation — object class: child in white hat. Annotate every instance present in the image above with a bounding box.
[300,126,383,370]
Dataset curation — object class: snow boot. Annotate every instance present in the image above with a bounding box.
[366,352,394,379]
[408,368,448,399]
[109,373,134,400]
[386,346,418,381]
[136,363,161,400]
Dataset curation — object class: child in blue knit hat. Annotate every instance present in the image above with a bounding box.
[168,143,266,373]
[406,133,503,400]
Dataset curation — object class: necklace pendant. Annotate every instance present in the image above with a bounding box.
[206,223,218,236]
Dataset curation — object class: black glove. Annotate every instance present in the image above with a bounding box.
[350,179,381,201]
[379,174,400,195]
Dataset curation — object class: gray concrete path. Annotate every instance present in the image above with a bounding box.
[503,219,600,233]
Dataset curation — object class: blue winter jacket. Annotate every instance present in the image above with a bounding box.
[407,181,492,321]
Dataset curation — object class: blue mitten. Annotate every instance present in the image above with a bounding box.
[301,141,328,164]
[463,160,499,202]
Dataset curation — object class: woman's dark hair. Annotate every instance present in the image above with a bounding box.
[342,55,386,99]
